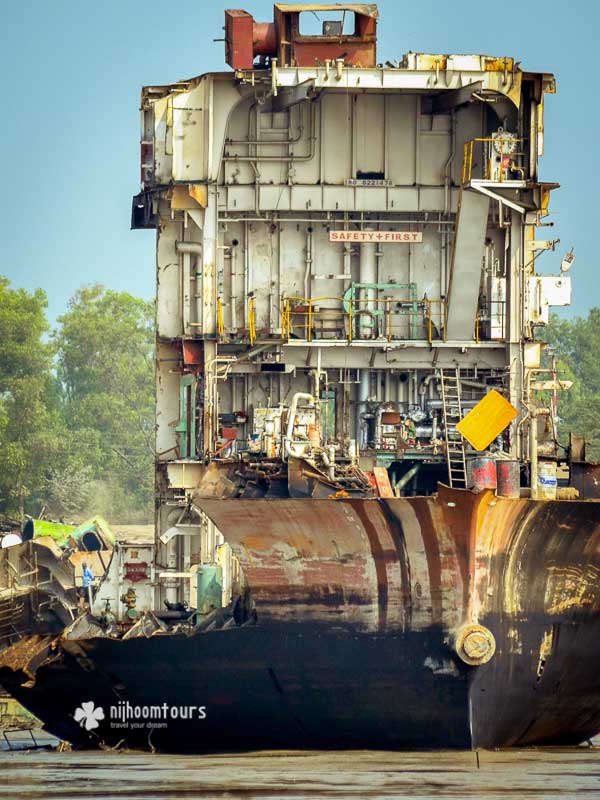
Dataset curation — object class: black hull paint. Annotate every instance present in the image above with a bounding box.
[3,616,600,752]
[472,614,600,748]
[1,626,471,751]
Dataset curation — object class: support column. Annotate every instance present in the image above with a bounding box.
[201,186,218,335]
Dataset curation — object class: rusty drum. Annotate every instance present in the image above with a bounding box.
[469,457,497,492]
[496,460,521,498]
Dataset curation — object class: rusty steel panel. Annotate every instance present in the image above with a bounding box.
[570,461,600,499]
[274,3,378,14]
[471,496,600,747]
[198,498,389,631]
[198,491,474,633]
[225,10,258,70]
[225,5,377,69]
[274,4,377,68]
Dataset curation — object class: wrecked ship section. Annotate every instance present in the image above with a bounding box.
[2,3,600,752]
[3,489,600,750]
[137,1,573,625]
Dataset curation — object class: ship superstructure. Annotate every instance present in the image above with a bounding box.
[131,4,570,611]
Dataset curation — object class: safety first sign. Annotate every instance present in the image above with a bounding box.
[329,231,422,243]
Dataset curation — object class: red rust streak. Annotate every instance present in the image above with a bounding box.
[378,500,412,628]
[349,501,390,632]
[408,499,443,624]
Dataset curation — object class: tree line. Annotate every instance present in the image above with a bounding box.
[0,278,154,524]
[543,311,600,461]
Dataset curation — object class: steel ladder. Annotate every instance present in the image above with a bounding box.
[439,368,468,488]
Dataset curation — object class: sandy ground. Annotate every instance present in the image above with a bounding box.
[1,747,599,799]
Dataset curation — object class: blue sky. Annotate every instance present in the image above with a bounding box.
[1,0,596,321]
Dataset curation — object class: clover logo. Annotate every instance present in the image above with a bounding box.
[74,701,105,731]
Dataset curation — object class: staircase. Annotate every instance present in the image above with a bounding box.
[439,368,468,488]
[445,191,490,341]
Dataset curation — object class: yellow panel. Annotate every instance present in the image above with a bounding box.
[170,185,207,210]
[484,57,514,72]
[456,389,518,451]
[189,184,208,208]
[171,185,197,210]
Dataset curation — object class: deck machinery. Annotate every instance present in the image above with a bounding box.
[132,3,570,611]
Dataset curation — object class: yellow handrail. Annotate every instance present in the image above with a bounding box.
[217,297,225,338]
[234,292,504,345]
[279,295,448,344]
[462,136,525,184]
[248,297,256,344]
[280,298,291,339]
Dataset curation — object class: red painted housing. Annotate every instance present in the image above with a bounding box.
[225,4,378,69]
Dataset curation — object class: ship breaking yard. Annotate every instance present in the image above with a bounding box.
[2,2,600,798]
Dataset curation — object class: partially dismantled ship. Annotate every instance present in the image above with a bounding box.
[2,4,600,752]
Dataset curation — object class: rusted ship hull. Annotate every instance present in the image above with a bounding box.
[2,488,600,751]
[0,627,472,750]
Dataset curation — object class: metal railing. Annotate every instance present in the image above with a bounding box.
[280,295,447,344]
[217,297,225,337]
[462,137,526,184]
[248,297,257,344]
[217,293,506,345]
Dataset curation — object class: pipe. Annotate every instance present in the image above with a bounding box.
[165,537,179,604]
[460,378,492,390]
[320,446,336,480]
[226,125,304,147]
[244,224,250,327]
[427,399,481,410]
[176,242,202,333]
[304,227,313,299]
[443,111,456,215]
[418,375,435,410]
[359,233,377,338]
[176,242,203,255]
[395,464,421,495]
[228,247,237,331]
[283,392,315,459]
[530,410,539,500]
[221,216,454,225]
[223,101,316,164]
[357,370,370,449]
[528,407,551,500]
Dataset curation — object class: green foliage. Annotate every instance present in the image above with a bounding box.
[0,278,64,516]
[0,277,50,390]
[543,310,600,460]
[55,286,155,523]
[0,278,155,523]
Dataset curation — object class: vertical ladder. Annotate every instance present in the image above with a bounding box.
[440,368,468,488]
